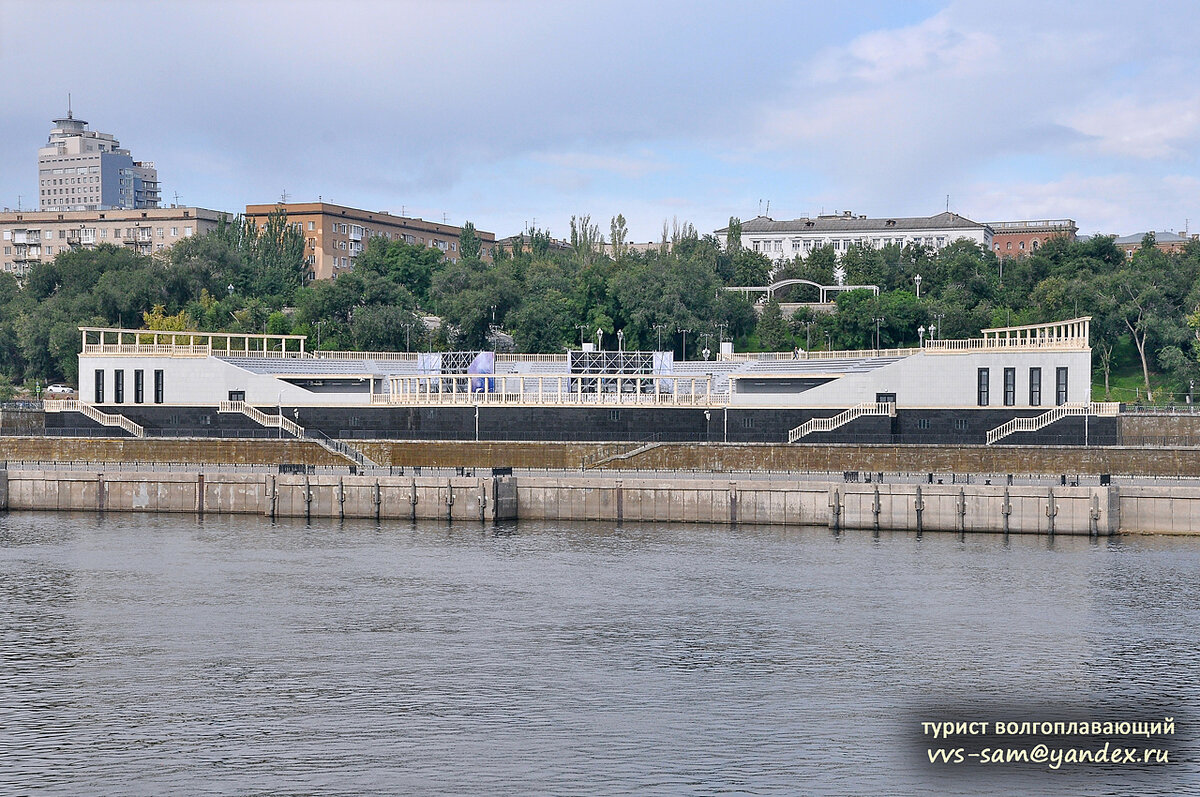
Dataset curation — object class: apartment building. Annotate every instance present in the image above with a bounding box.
[716,211,992,262]
[0,207,225,276]
[38,110,160,212]
[1113,230,1198,258]
[988,219,1077,256]
[244,202,496,281]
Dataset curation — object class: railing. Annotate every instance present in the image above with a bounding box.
[722,348,919,361]
[986,402,1120,445]
[43,400,144,437]
[83,343,213,357]
[218,401,304,437]
[382,373,721,406]
[303,428,379,468]
[788,402,896,443]
[926,337,1087,352]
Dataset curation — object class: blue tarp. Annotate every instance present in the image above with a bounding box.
[468,351,495,392]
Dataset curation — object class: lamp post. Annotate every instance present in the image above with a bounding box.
[677,327,691,361]
[825,331,832,351]
[277,388,285,438]
[576,323,587,349]
[700,332,712,361]
[932,312,945,340]
[918,325,926,347]
[652,323,666,352]
[914,273,922,298]
[802,320,813,351]
[227,283,234,297]
[872,316,884,350]
[617,329,625,353]
[401,321,413,352]
[595,327,603,350]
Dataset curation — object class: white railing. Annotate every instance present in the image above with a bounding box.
[986,402,1120,445]
[218,401,305,437]
[925,337,1087,352]
[788,402,896,442]
[44,400,144,437]
[382,373,720,406]
[722,348,919,362]
[82,343,214,357]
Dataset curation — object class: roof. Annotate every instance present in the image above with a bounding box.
[1113,231,1192,245]
[716,211,987,235]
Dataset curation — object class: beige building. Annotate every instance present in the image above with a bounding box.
[0,207,226,276]
[244,202,495,281]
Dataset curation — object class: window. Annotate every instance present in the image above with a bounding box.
[95,369,105,403]
[134,370,144,403]
[1006,241,1012,250]
[1019,241,1025,250]
[917,418,931,430]
[1003,368,1015,406]
[114,370,125,403]
[156,228,164,238]
[170,227,178,236]
[953,418,969,431]
[977,368,990,406]
[154,369,164,403]
[1056,367,1068,406]
[308,221,315,231]
[1029,368,1041,406]
[184,227,193,237]
[608,409,620,421]
[741,416,754,428]
[228,390,245,402]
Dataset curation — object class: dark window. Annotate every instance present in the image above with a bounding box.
[228,390,245,402]
[953,418,969,431]
[1003,368,1015,406]
[94,369,104,403]
[917,418,931,430]
[134,370,144,403]
[977,368,990,406]
[607,409,620,421]
[199,415,212,426]
[168,414,181,426]
[154,370,164,404]
[876,392,896,404]
[1029,368,1041,406]
[741,416,754,428]
[1056,367,1068,405]
[113,370,124,403]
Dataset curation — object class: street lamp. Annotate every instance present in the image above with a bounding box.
[576,323,587,349]
[227,283,234,296]
[277,388,286,438]
[872,316,884,350]
[652,323,667,352]
[595,327,603,350]
[914,273,922,298]
[677,327,691,361]
[825,331,832,351]
[932,312,945,340]
[617,329,625,352]
[401,321,413,352]
[802,320,813,351]
[918,325,926,347]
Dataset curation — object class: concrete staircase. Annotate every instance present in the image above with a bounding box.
[788,402,896,443]
[44,400,144,437]
[218,401,378,467]
[986,402,1120,445]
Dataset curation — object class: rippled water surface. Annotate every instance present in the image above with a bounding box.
[2,512,1198,795]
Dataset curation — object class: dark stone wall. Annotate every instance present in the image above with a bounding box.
[50,404,1119,446]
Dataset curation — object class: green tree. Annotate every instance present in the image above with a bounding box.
[756,299,791,351]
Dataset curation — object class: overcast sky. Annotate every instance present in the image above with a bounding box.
[1,0,1197,241]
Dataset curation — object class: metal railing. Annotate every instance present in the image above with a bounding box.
[218,401,304,437]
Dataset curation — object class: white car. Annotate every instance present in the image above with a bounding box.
[46,384,75,395]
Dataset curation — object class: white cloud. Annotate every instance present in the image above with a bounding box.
[1065,95,1200,159]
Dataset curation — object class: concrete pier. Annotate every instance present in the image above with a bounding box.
[1,468,1196,534]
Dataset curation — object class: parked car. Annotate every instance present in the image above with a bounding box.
[46,384,75,395]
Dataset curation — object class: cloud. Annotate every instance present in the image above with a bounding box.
[1065,95,1200,159]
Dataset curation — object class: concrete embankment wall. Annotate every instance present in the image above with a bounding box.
[1,469,1196,535]
[2,470,517,522]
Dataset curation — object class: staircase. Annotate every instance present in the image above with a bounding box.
[585,435,663,469]
[44,400,144,437]
[986,402,1120,445]
[218,401,379,467]
[788,402,896,443]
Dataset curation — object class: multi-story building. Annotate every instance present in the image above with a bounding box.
[38,110,160,212]
[0,207,225,276]
[716,211,992,262]
[987,219,1077,256]
[1113,230,1198,258]
[244,202,495,281]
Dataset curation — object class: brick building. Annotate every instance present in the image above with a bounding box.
[245,202,495,281]
[987,219,1077,257]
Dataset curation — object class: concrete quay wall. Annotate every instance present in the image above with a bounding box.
[4,470,517,523]
[6,469,1197,534]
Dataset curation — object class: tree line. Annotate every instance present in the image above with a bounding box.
[3,206,1198,404]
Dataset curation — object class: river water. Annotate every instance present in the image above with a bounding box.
[2,512,1198,796]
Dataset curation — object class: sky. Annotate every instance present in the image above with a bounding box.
[1,0,1198,241]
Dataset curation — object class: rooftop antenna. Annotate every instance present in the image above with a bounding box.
[442,212,448,224]
[280,189,290,204]
[758,199,762,215]
[67,93,72,119]
[765,200,770,216]
[946,194,950,212]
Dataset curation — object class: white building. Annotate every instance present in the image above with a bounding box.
[38,110,160,212]
[717,211,992,262]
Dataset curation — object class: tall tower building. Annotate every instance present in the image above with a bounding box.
[37,109,160,212]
